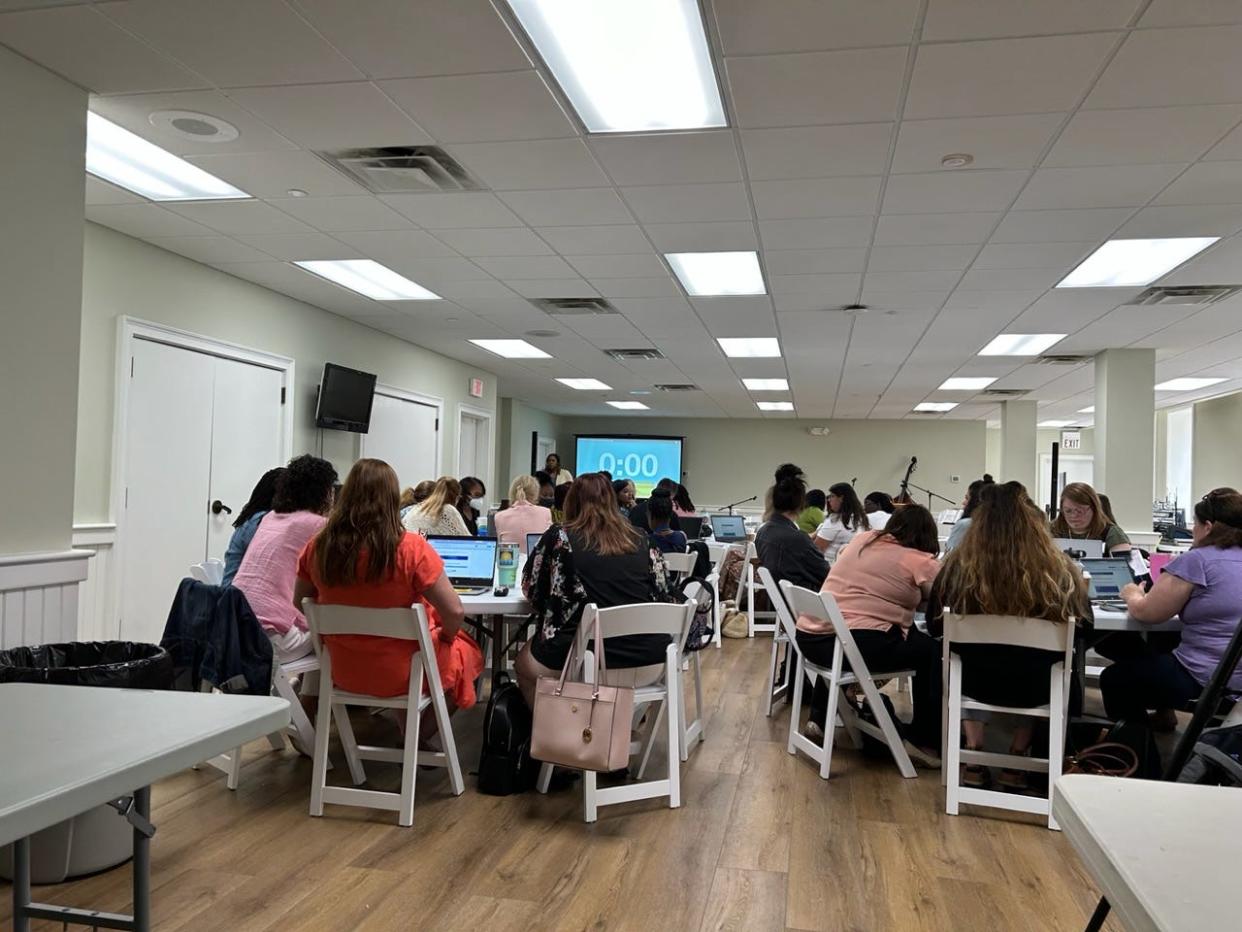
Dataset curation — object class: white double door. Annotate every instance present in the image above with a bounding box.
[359,390,440,489]
[120,338,285,643]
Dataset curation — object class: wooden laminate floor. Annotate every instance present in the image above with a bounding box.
[1,637,1124,931]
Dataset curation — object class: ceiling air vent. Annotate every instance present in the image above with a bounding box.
[1037,354,1093,366]
[982,388,1028,397]
[316,146,484,194]
[1127,285,1241,307]
[654,383,699,392]
[605,348,665,361]
[530,297,617,316]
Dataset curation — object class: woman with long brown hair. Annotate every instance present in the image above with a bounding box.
[1050,481,1132,556]
[930,481,1088,789]
[402,475,470,536]
[294,459,483,720]
[514,473,676,708]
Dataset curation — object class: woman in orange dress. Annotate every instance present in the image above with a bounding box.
[294,458,483,738]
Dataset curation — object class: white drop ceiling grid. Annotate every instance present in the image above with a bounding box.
[5,0,1242,420]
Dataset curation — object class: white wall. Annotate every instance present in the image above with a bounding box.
[1192,392,1242,497]
[496,397,565,492]
[556,415,986,508]
[76,223,499,523]
[0,47,86,555]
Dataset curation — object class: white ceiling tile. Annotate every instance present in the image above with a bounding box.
[956,267,1063,291]
[507,279,598,299]
[294,0,530,79]
[432,228,553,257]
[759,216,875,249]
[1086,26,1242,109]
[148,235,273,265]
[266,196,414,233]
[1046,105,1242,167]
[621,183,752,223]
[905,34,1117,119]
[867,245,978,271]
[773,293,858,311]
[725,47,907,127]
[566,254,670,279]
[990,208,1133,243]
[751,177,881,219]
[644,221,758,252]
[1158,234,1242,284]
[860,289,952,308]
[713,0,919,53]
[763,248,867,275]
[1152,162,1242,206]
[225,82,431,149]
[881,171,1027,213]
[333,229,459,261]
[864,269,961,292]
[102,0,363,87]
[1141,0,1242,27]
[923,0,1140,40]
[771,273,862,299]
[450,138,607,190]
[1014,164,1186,209]
[0,5,204,94]
[381,192,522,228]
[86,203,218,238]
[84,176,144,206]
[534,225,653,255]
[740,124,893,180]
[500,188,633,226]
[1115,204,1242,237]
[431,280,521,300]
[873,211,1001,245]
[943,289,1043,311]
[392,256,492,283]
[892,114,1064,173]
[588,132,741,186]
[183,151,363,198]
[587,277,684,298]
[90,90,297,155]
[379,71,574,143]
[163,201,315,235]
[1204,121,1242,161]
[973,242,1096,270]
[472,255,576,280]
[233,232,362,261]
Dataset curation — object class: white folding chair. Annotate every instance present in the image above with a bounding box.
[757,568,795,716]
[676,585,709,759]
[189,558,224,586]
[303,600,464,826]
[779,582,917,780]
[535,601,695,823]
[942,612,1074,830]
[740,542,777,637]
[662,550,696,581]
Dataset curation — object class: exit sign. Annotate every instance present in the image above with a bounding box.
[1061,430,1081,451]
[469,377,484,398]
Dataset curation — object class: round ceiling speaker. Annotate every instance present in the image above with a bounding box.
[148,110,240,143]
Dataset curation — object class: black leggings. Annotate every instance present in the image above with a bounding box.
[1100,652,1203,721]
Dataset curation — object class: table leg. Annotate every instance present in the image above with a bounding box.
[132,785,152,932]
[1083,897,1110,931]
[11,836,30,932]
[491,614,505,687]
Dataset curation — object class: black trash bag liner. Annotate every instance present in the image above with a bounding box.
[0,641,174,689]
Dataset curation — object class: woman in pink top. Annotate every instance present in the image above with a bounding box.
[494,474,552,554]
[796,504,942,763]
[232,454,338,663]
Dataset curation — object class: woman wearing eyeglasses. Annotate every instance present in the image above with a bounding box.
[1100,488,1242,725]
[1050,482,1132,556]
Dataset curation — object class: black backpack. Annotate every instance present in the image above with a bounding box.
[678,577,716,652]
[477,672,538,796]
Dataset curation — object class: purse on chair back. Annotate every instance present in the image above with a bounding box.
[531,611,634,772]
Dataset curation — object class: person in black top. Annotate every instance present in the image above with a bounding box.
[755,474,828,592]
[647,489,688,554]
[628,477,683,533]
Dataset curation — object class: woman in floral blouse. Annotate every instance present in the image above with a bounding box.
[514,472,676,708]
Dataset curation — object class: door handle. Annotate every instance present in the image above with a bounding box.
[211,500,233,515]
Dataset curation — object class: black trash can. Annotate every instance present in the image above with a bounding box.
[0,641,174,883]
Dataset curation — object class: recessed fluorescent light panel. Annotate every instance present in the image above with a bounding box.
[914,402,957,412]
[717,337,781,358]
[469,339,552,359]
[978,333,1066,356]
[939,377,997,391]
[1078,406,1095,414]
[607,400,649,410]
[503,0,726,133]
[295,259,440,300]
[756,401,794,411]
[556,377,611,390]
[666,252,765,296]
[1039,419,1076,428]
[1057,237,1219,288]
[743,378,789,391]
[86,112,249,201]
[1155,377,1227,391]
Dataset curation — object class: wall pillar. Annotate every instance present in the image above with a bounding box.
[1095,348,1155,532]
[999,400,1037,492]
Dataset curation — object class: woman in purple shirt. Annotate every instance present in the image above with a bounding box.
[1101,488,1242,722]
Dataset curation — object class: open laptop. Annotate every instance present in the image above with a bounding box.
[683,515,708,540]
[1054,537,1104,559]
[710,514,748,543]
[526,531,543,556]
[1081,557,1134,610]
[426,535,497,595]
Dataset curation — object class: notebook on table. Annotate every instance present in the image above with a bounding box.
[427,535,497,596]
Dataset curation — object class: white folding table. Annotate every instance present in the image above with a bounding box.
[460,591,532,688]
[1054,774,1240,932]
[1091,607,1182,634]
[1,683,288,931]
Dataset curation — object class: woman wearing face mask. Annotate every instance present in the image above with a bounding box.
[456,476,487,536]
[1050,482,1132,556]
[534,470,557,508]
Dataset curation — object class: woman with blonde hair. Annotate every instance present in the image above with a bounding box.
[402,475,470,536]
[1050,481,1132,556]
[494,473,553,553]
[930,481,1089,789]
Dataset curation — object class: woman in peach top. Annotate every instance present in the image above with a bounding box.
[494,474,552,554]
[797,504,942,764]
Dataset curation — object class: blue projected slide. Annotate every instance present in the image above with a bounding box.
[575,436,683,497]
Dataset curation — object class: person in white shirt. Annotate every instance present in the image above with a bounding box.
[864,491,894,530]
[814,482,871,563]
[544,452,574,487]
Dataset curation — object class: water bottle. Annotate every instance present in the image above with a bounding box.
[497,540,518,587]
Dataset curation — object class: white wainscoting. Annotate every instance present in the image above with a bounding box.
[73,524,118,642]
[0,549,94,650]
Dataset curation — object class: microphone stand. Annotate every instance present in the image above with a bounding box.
[905,481,958,511]
[725,495,758,515]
